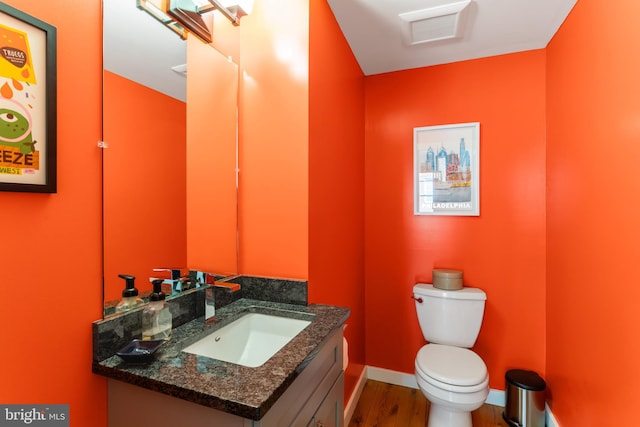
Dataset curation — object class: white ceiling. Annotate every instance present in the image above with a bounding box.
[103,0,578,98]
[327,0,577,76]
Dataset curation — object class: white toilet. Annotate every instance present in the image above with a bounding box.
[413,283,489,427]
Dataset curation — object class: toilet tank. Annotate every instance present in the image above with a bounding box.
[413,283,486,348]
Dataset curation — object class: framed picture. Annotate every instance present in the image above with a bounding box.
[414,122,480,216]
[0,3,56,193]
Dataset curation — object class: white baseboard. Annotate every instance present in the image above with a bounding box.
[344,367,367,426]
[363,365,560,426]
[366,366,418,389]
[366,366,507,406]
[546,403,560,427]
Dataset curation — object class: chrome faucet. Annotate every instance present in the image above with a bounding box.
[202,274,241,323]
[152,268,198,295]
[205,286,216,322]
[152,268,184,296]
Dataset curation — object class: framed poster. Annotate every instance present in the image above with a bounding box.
[0,3,56,193]
[414,122,479,216]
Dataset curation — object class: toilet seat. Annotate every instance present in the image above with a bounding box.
[415,344,488,393]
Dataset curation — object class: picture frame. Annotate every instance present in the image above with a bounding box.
[414,122,480,216]
[0,3,56,193]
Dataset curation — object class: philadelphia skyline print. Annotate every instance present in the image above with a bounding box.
[414,122,480,216]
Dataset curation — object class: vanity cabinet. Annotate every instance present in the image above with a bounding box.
[300,372,344,427]
[108,327,344,427]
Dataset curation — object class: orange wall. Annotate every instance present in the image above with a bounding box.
[103,71,187,301]
[309,0,366,402]
[0,1,106,426]
[6,2,634,426]
[186,37,237,275]
[364,51,547,389]
[237,0,309,278]
[546,0,640,424]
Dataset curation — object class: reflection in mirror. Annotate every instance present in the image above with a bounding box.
[137,0,187,39]
[102,0,238,316]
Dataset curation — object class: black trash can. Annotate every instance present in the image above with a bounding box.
[503,369,546,427]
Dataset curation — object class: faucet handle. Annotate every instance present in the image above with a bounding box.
[214,281,241,292]
[152,268,183,280]
[190,270,217,287]
[191,271,228,286]
[202,272,216,285]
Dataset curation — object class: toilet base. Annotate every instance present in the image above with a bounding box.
[427,403,472,427]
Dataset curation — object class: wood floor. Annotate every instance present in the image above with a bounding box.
[348,380,508,427]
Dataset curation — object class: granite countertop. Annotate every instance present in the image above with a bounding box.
[92,298,349,420]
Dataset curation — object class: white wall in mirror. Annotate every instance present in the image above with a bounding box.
[103,0,187,101]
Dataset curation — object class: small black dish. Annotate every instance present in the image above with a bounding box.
[116,339,164,363]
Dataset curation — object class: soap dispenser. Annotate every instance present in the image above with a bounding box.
[142,279,172,341]
[115,274,144,313]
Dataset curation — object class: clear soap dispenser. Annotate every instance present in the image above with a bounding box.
[115,274,144,313]
[142,279,172,341]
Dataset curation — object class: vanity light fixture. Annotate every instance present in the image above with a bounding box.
[194,0,253,26]
[142,0,252,45]
[399,0,472,45]
[168,0,214,43]
[136,0,187,39]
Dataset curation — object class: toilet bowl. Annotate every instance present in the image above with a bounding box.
[415,344,489,427]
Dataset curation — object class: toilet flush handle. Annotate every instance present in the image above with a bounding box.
[411,295,423,303]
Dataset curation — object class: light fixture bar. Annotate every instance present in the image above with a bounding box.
[168,0,213,43]
[203,0,240,26]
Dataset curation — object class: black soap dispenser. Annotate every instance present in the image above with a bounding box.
[115,274,144,313]
[142,279,172,341]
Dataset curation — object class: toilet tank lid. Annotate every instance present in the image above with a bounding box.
[414,283,486,300]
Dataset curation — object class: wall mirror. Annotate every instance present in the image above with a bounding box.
[102,0,239,315]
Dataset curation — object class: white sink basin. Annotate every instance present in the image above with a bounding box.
[182,312,312,367]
